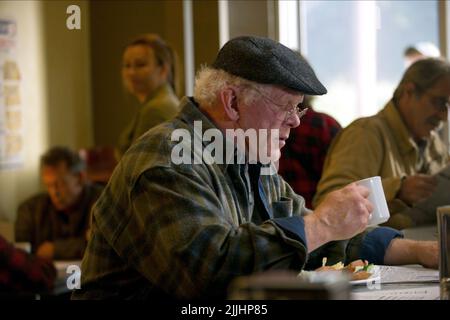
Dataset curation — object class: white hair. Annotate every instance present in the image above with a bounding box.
[193,66,263,108]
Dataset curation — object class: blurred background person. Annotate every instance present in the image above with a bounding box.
[314,58,450,230]
[404,41,441,69]
[116,33,180,159]
[278,95,342,209]
[15,146,103,260]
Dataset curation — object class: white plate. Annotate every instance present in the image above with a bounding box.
[350,265,381,285]
[298,265,381,286]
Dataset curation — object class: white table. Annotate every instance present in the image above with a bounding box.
[52,260,82,296]
[401,225,437,241]
[351,265,440,300]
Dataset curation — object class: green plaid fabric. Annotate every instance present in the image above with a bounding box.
[73,98,371,300]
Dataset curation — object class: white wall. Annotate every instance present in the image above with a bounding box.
[0,0,92,223]
[0,1,47,222]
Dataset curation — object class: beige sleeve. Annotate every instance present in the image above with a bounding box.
[313,122,402,207]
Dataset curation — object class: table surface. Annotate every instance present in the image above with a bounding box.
[351,225,441,300]
[351,264,440,300]
[352,282,440,300]
[401,225,437,241]
[47,226,441,299]
[53,260,82,296]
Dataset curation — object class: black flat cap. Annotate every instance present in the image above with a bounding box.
[212,36,327,95]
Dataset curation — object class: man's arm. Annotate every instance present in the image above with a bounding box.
[37,237,87,260]
[384,238,438,269]
[53,237,87,260]
[304,183,373,252]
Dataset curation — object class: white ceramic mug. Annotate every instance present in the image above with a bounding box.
[356,176,390,226]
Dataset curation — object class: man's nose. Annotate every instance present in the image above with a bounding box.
[286,113,301,128]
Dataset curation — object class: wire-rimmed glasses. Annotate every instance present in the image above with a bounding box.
[248,86,308,122]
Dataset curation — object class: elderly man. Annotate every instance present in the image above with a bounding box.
[73,37,437,300]
[15,146,103,260]
[314,58,450,230]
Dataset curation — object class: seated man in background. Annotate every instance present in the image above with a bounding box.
[73,37,437,300]
[314,58,450,230]
[0,234,56,294]
[15,146,103,260]
[278,95,341,208]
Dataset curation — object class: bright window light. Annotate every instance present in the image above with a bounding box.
[278,0,299,50]
[279,0,439,127]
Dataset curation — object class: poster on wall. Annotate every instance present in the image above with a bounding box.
[0,18,23,170]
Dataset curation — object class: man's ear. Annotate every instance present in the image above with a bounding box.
[219,87,240,121]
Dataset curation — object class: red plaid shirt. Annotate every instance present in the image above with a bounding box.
[0,235,56,294]
[278,108,341,209]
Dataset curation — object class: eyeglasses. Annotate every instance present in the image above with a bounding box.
[415,84,450,113]
[425,92,450,113]
[248,86,308,122]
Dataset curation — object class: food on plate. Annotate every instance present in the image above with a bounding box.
[315,257,374,281]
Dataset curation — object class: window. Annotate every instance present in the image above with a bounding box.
[278,0,440,127]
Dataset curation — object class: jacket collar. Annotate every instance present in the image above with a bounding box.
[380,100,424,155]
[177,97,242,173]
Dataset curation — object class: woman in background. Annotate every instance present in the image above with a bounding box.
[116,34,180,159]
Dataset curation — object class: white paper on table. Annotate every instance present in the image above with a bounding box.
[352,285,440,300]
[377,265,439,284]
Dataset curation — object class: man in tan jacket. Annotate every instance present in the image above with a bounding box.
[314,58,450,230]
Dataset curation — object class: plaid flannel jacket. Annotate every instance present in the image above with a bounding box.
[73,97,399,300]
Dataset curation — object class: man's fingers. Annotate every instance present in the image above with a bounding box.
[416,175,438,186]
[363,198,374,213]
[353,184,370,198]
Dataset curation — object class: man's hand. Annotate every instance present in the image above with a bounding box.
[397,174,437,205]
[36,241,55,260]
[384,239,438,269]
[304,183,373,252]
